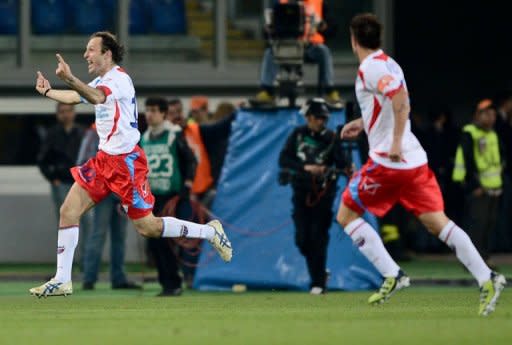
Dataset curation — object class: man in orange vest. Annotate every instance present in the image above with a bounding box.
[255,0,340,104]
[167,99,236,206]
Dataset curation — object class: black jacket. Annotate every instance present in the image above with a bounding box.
[279,125,348,193]
[199,112,236,184]
[37,124,85,183]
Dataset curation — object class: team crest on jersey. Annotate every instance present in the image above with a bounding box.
[78,165,96,183]
[57,246,65,254]
[361,176,381,195]
[180,225,189,238]
[377,75,395,93]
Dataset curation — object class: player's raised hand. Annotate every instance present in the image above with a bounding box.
[340,118,364,139]
[55,53,73,82]
[35,71,51,96]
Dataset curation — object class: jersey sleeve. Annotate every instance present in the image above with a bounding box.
[95,75,132,104]
[364,61,404,99]
[80,79,99,104]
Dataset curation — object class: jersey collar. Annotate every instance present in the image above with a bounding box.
[360,49,384,65]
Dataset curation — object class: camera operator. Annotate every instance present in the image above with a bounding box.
[278,98,349,294]
[255,0,340,105]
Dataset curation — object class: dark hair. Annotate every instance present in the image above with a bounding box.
[145,97,168,113]
[494,91,512,107]
[168,98,182,106]
[90,31,125,64]
[350,13,382,50]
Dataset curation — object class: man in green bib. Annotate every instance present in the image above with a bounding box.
[141,97,197,296]
[452,99,504,263]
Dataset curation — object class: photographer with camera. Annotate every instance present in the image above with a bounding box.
[278,98,349,294]
[255,0,340,105]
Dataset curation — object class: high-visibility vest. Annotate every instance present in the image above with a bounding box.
[184,123,214,194]
[452,124,502,189]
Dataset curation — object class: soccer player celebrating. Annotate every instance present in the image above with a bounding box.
[30,32,232,298]
[337,14,505,316]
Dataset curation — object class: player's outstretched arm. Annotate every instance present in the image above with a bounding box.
[55,54,106,105]
[389,88,410,162]
[35,71,81,104]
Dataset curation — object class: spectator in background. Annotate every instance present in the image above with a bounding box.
[168,98,236,286]
[494,94,512,142]
[211,101,236,122]
[78,124,140,291]
[452,99,504,264]
[494,94,512,176]
[168,98,184,123]
[141,97,197,296]
[37,103,90,265]
[422,107,460,249]
[209,102,237,184]
[38,103,84,221]
[492,93,512,253]
[169,98,236,206]
[189,96,211,124]
[278,98,348,294]
[425,107,459,188]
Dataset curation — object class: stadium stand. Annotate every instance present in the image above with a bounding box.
[31,0,68,35]
[68,0,116,34]
[150,0,187,34]
[0,0,18,34]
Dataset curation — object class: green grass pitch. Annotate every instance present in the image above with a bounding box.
[0,282,510,345]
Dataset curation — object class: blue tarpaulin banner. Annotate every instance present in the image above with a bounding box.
[194,107,381,291]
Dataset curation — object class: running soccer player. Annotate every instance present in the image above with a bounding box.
[337,14,505,316]
[30,32,232,298]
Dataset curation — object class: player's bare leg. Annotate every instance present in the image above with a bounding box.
[131,213,232,262]
[418,211,506,316]
[337,204,410,304]
[30,183,95,298]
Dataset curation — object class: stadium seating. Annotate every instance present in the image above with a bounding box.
[68,0,115,34]
[28,0,189,35]
[129,0,149,34]
[149,0,187,34]
[0,0,18,34]
[31,0,68,34]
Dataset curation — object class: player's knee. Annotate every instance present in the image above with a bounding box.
[133,221,160,238]
[336,205,360,228]
[336,212,346,227]
[59,202,79,224]
[418,212,449,236]
[134,224,152,238]
[336,211,350,228]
